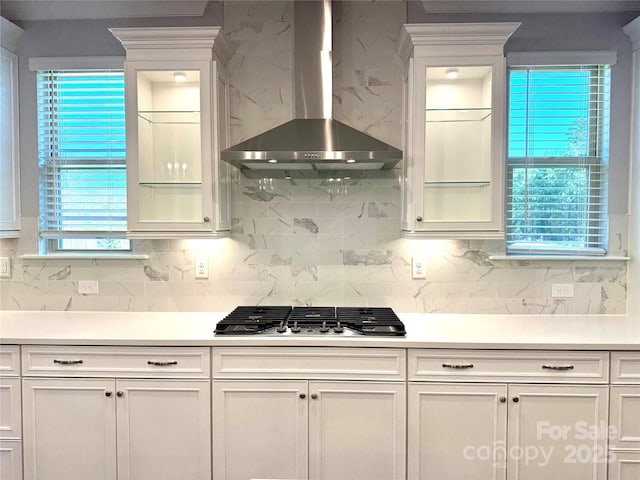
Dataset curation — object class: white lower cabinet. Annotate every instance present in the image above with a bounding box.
[211,347,407,480]
[213,379,405,480]
[609,353,640,480]
[507,384,608,480]
[22,378,117,480]
[0,346,22,480]
[408,383,508,480]
[22,378,210,480]
[21,346,211,480]
[408,349,610,480]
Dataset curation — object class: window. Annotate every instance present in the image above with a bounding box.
[34,59,128,252]
[506,53,613,256]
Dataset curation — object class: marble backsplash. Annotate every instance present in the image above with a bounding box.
[0,1,628,314]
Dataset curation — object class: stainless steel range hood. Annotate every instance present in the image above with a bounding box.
[221,0,402,177]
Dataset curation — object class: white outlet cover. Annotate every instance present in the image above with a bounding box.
[195,255,208,279]
[0,257,10,278]
[412,257,426,279]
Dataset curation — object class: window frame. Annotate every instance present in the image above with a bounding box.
[505,51,616,256]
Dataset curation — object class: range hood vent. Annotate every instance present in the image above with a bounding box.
[221,0,402,177]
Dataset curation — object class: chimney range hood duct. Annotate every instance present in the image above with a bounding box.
[221,0,402,177]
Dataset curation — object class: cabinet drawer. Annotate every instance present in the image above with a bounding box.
[0,346,19,377]
[212,347,406,381]
[409,349,609,383]
[22,346,210,378]
[612,352,640,384]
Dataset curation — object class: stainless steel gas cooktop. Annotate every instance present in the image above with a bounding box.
[214,306,406,336]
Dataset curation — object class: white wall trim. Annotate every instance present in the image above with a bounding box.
[507,51,618,66]
[623,16,640,51]
[28,56,124,71]
[0,17,24,52]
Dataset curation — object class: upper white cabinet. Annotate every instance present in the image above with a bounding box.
[397,23,519,238]
[110,27,231,238]
[0,18,23,238]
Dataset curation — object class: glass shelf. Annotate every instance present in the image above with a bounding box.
[139,182,202,188]
[425,108,491,123]
[137,111,201,124]
[424,181,491,188]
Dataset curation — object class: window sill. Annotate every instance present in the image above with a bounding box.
[20,253,149,260]
[489,254,630,261]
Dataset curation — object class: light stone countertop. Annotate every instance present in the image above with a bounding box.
[1,311,639,350]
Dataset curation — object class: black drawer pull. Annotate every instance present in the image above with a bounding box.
[147,361,178,367]
[53,359,83,365]
[442,363,474,370]
[542,365,574,371]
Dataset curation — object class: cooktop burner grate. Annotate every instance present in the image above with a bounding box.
[337,307,406,336]
[214,306,292,335]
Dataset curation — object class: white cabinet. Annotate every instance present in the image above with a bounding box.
[213,380,309,480]
[22,378,117,480]
[408,349,610,480]
[609,353,640,480]
[507,384,608,480]
[397,23,519,238]
[212,347,407,480]
[109,27,231,238]
[21,346,211,480]
[0,18,23,237]
[408,383,508,480]
[0,345,21,480]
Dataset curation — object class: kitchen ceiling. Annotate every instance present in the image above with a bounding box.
[2,0,640,22]
[0,0,210,21]
[420,0,640,13]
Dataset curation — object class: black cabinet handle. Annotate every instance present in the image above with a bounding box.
[311,393,318,400]
[542,365,574,371]
[512,396,519,403]
[499,396,506,403]
[147,361,178,367]
[116,391,124,397]
[442,363,474,370]
[299,393,306,399]
[105,391,113,397]
[53,359,83,365]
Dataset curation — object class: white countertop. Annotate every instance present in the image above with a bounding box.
[1,311,639,350]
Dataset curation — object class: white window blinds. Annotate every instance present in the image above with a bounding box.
[506,61,611,255]
[37,69,127,245]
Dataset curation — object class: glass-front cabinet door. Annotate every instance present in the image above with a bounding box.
[398,23,520,238]
[135,66,206,226]
[110,27,230,238]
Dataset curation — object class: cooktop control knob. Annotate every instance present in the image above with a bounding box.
[319,321,330,333]
[290,321,301,333]
[276,321,287,333]
[333,321,344,333]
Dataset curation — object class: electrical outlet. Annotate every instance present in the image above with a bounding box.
[551,283,574,298]
[78,280,99,295]
[195,255,208,279]
[0,257,10,278]
[412,257,426,279]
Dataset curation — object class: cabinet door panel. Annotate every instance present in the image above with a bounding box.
[507,384,608,480]
[0,439,22,480]
[22,378,117,480]
[609,385,640,450]
[0,377,21,438]
[212,380,308,480]
[309,381,406,480]
[608,452,640,480]
[408,383,508,480]
[116,379,211,480]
